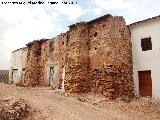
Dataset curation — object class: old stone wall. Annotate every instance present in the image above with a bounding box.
[112,17,134,98]
[65,23,90,92]
[10,14,134,99]
[23,39,49,87]
[56,34,66,89]
[88,15,134,99]
[39,40,50,86]
[21,35,66,88]
[46,34,67,89]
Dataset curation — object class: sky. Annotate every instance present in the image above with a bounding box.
[0,0,160,69]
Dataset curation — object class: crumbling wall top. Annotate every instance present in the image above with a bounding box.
[26,38,50,47]
[69,22,87,29]
[12,47,28,53]
[87,14,113,25]
[68,14,114,30]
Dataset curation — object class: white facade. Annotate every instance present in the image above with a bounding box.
[9,47,28,82]
[129,18,160,98]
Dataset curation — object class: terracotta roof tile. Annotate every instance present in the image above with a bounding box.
[129,15,160,27]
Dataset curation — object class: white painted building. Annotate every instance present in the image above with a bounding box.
[129,16,160,98]
[9,47,28,83]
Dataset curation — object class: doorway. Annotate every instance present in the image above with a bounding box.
[49,67,54,87]
[138,70,152,97]
[12,69,18,82]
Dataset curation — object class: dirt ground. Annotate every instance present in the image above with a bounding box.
[0,83,160,120]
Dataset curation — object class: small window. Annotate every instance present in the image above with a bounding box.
[141,37,152,51]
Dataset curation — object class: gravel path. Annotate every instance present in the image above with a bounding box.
[0,83,160,120]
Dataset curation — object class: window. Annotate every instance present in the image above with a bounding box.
[141,37,152,51]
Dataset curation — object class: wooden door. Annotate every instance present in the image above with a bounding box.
[138,71,152,97]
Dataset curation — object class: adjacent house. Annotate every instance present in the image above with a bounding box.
[9,47,28,83]
[129,15,160,98]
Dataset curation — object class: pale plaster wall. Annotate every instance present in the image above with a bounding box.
[9,47,28,82]
[130,19,160,98]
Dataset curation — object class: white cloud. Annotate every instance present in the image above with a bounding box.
[54,4,83,21]
[93,0,160,24]
[0,3,61,51]
[0,0,83,69]
[95,0,124,10]
[1,0,160,69]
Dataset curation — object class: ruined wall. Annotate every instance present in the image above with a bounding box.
[88,15,134,99]
[112,17,134,98]
[46,39,59,88]
[39,40,50,86]
[21,36,66,88]
[65,23,90,92]
[62,14,133,98]
[46,34,66,89]
[10,14,134,99]
[23,39,49,87]
[56,34,66,88]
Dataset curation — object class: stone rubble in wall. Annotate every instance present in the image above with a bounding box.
[65,22,90,93]
[86,15,133,99]
[22,40,49,87]
[18,14,134,99]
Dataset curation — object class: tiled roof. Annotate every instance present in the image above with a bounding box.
[129,15,160,27]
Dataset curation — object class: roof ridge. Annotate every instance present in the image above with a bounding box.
[129,15,160,27]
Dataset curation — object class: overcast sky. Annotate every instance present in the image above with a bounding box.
[0,0,160,69]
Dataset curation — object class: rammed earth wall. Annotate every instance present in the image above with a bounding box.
[11,14,134,99]
[88,15,134,99]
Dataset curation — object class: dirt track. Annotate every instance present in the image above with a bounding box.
[0,83,160,120]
